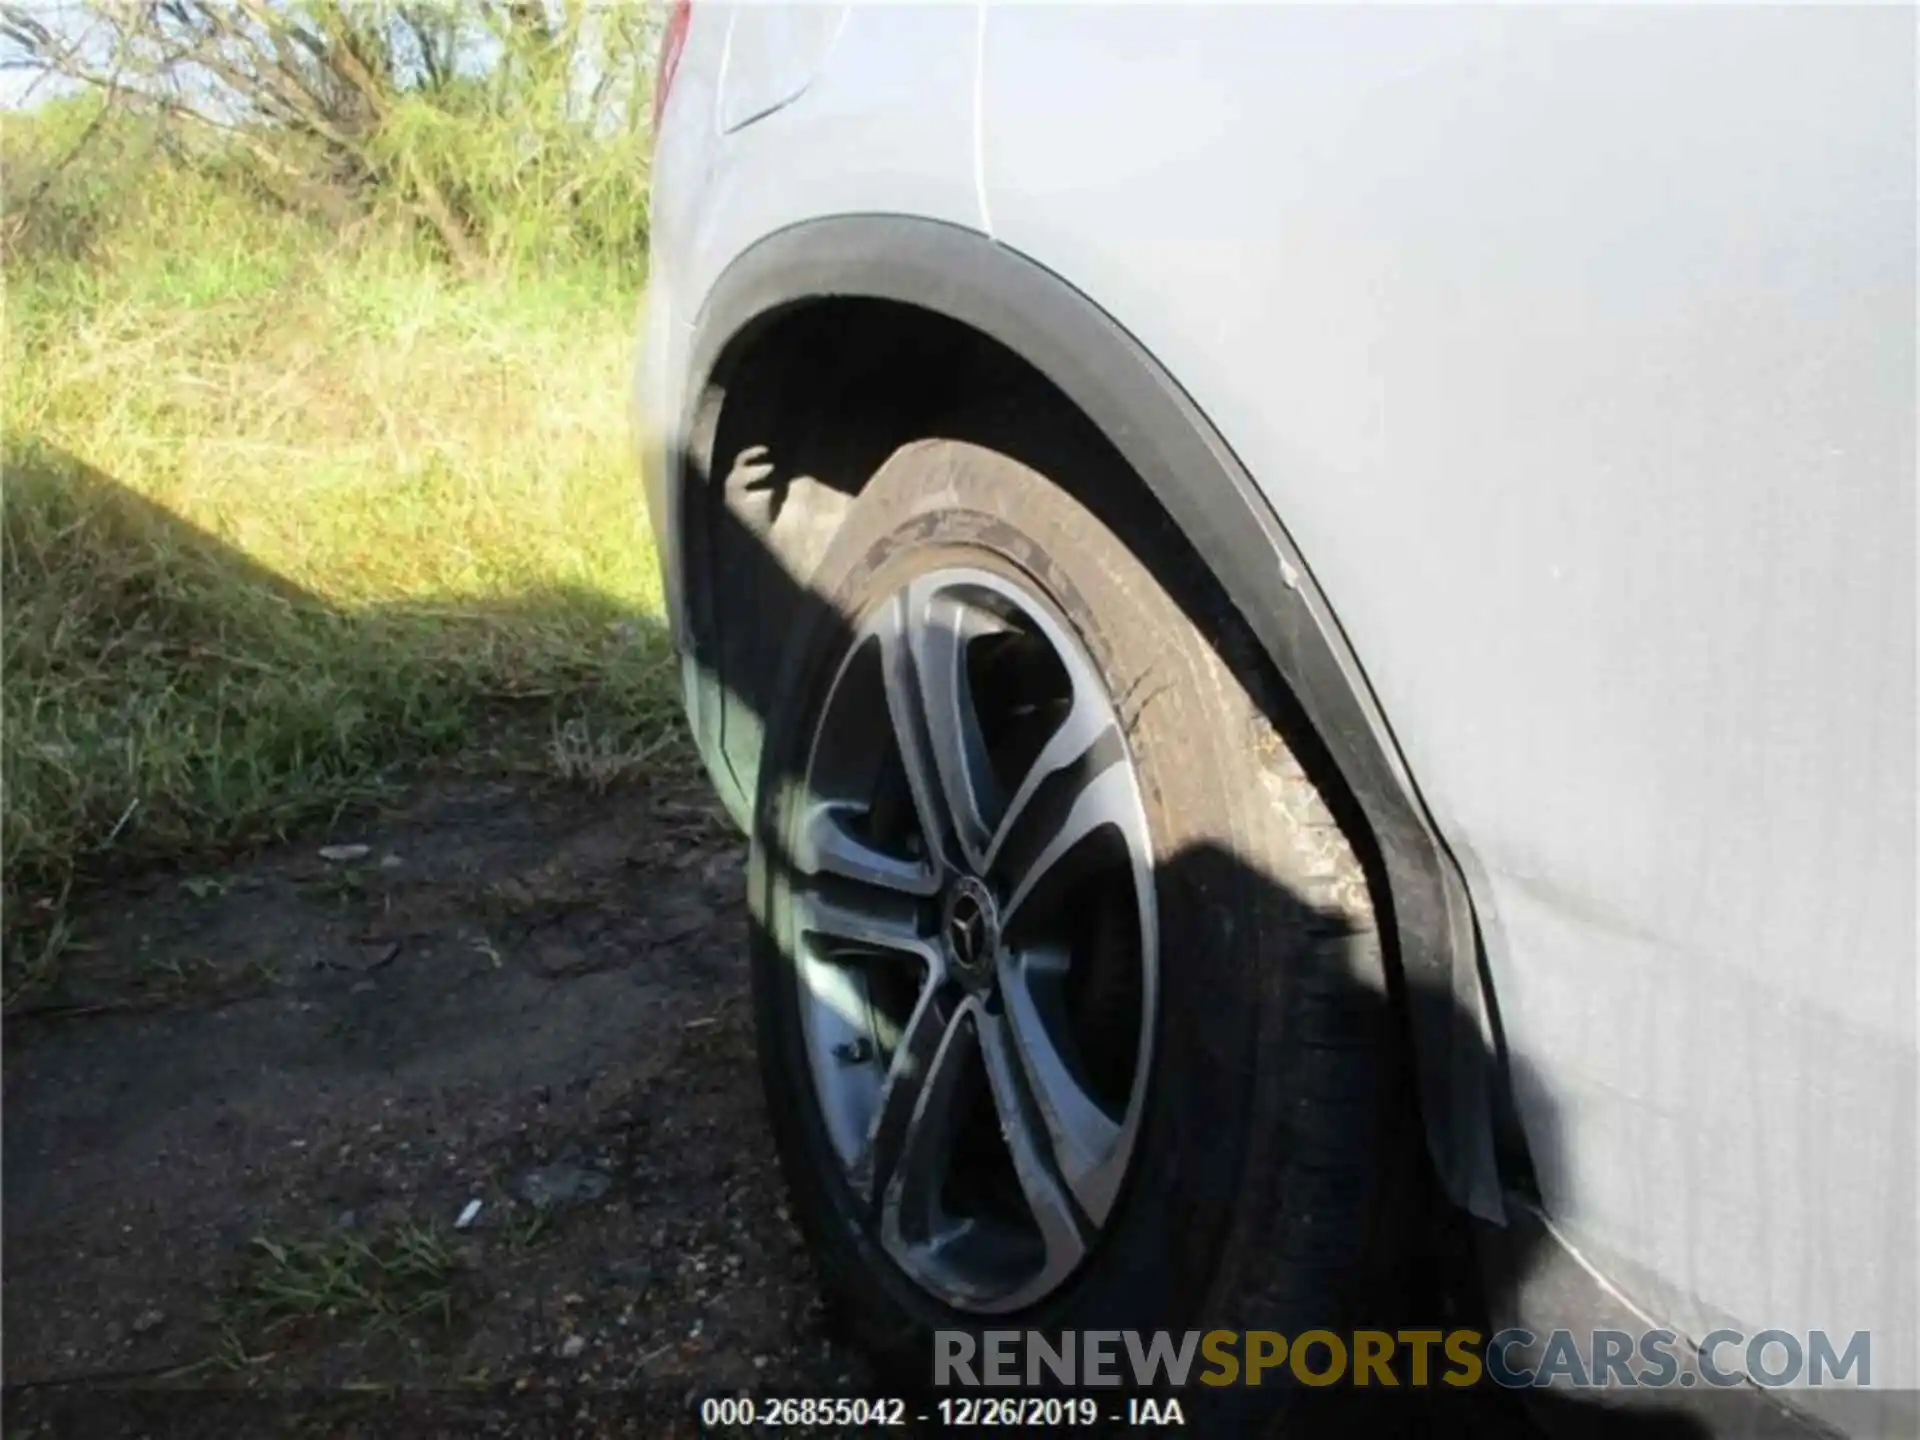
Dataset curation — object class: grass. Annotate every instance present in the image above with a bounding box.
[232,1224,463,1341]
[2,104,680,995]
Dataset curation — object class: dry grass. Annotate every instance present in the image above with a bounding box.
[2,107,679,994]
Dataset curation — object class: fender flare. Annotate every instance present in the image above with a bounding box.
[679,214,1510,1223]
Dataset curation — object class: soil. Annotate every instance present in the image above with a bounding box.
[5,771,869,1436]
[5,769,1548,1439]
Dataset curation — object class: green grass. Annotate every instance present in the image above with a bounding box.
[2,105,679,994]
[234,1224,463,1338]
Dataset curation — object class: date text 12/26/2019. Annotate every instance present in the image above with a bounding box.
[697,1396,1186,1428]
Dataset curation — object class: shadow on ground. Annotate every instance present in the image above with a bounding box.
[3,447,841,1437]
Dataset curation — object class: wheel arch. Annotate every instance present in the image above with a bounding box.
[674,214,1513,1224]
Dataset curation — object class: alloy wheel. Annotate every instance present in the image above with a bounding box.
[782,567,1158,1313]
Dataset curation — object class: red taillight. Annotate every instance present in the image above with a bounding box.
[653,0,692,134]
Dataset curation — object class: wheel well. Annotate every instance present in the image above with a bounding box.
[697,297,1260,698]
[693,296,1393,956]
[699,299,1115,621]
[676,217,1515,1226]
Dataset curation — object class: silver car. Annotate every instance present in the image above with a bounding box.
[638,5,1914,1431]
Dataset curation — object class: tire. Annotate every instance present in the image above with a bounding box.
[746,435,1409,1411]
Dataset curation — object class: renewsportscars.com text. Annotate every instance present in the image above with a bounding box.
[934,1328,1873,1391]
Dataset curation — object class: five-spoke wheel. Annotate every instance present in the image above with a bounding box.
[784,568,1156,1313]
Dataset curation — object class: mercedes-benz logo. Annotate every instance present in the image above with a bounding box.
[950,897,987,968]
[942,876,1000,979]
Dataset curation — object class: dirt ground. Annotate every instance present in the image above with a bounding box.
[5,769,879,1436]
[5,768,1560,1440]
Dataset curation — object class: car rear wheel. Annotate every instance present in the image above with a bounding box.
[748,435,1409,1396]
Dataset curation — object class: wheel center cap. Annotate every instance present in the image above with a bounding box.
[942,875,1001,986]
